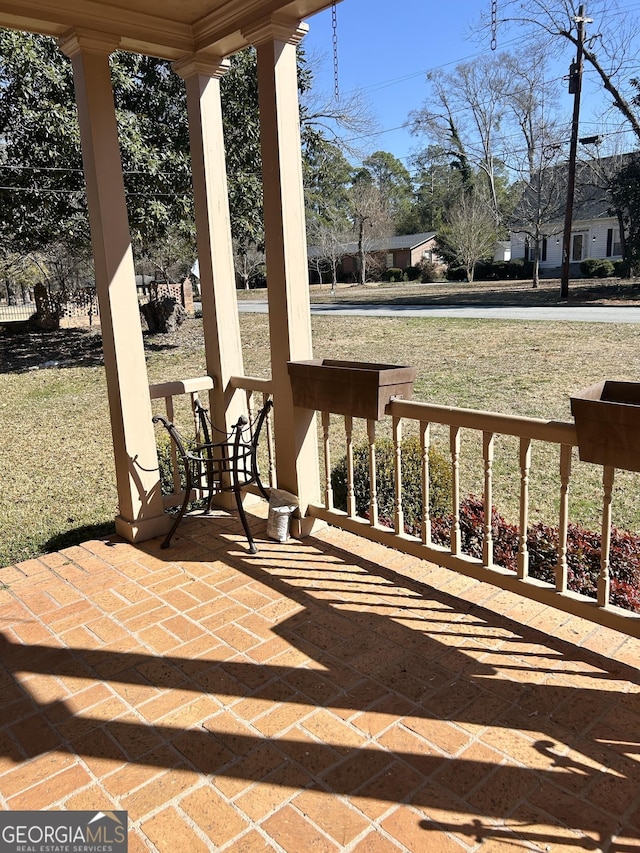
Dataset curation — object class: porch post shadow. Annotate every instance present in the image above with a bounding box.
[59,29,169,542]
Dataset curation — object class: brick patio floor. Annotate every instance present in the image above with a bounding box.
[1,507,639,852]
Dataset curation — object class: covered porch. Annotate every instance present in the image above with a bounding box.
[0,0,330,547]
[1,510,639,850]
[2,0,640,848]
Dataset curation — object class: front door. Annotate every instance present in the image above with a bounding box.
[571,232,587,261]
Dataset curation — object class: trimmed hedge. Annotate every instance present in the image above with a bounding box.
[331,436,452,533]
[580,258,615,278]
[446,259,534,282]
[446,266,468,281]
[382,267,404,283]
[431,495,640,612]
[403,265,422,281]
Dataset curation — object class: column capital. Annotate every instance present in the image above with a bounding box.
[59,28,120,59]
[172,54,230,80]
[243,15,308,48]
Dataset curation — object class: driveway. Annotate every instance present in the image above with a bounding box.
[235,301,640,323]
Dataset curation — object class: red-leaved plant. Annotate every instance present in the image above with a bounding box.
[428,496,640,613]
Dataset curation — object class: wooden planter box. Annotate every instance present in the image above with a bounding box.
[570,380,640,471]
[288,359,416,420]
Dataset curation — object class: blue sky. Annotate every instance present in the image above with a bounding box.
[301,0,631,169]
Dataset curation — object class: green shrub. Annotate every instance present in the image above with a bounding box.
[473,260,494,281]
[491,260,509,280]
[155,431,206,513]
[382,267,403,283]
[580,259,601,277]
[580,258,614,278]
[330,436,451,534]
[446,266,467,282]
[472,259,530,281]
[506,258,533,279]
[403,265,421,281]
[431,495,640,612]
[419,260,441,282]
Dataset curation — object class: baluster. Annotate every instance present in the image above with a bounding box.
[421,420,431,545]
[164,394,180,494]
[450,425,461,555]
[556,444,572,592]
[393,416,404,534]
[322,411,333,510]
[246,390,256,429]
[517,437,532,579]
[483,431,494,567]
[189,392,200,439]
[367,419,378,527]
[165,394,175,423]
[264,393,276,488]
[345,415,356,518]
[599,465,615,607]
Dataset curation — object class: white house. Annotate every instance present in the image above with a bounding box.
[510,155,628,275]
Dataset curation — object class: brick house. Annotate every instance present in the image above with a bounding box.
[308,231,442,282]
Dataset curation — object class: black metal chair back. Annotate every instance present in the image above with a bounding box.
[153,398,272,553]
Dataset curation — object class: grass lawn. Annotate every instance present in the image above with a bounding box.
[2,279,640,567]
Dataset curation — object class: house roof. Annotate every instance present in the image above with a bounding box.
[308,232,436,258]
[511,152,637,229]
[375,232,437,251]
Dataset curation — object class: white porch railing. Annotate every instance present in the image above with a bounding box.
[149,376,640,638]
[308,397,640,638]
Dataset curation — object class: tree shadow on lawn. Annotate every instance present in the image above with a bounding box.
[0,327,105,374]
[0,327,182,374]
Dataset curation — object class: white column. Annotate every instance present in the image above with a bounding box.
[244,16,320,518]
[60,30,168,542]
[173,56,246,431]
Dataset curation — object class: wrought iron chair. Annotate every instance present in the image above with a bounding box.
[153,398,272,553]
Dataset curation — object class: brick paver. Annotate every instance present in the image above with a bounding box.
[0,507,639,851]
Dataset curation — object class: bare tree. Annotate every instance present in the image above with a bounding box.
[492,0,640,141]
[410,56,514,225]
[233,239,265,290]
[501,49,568,286]
[408,70,474,191]
[438,191,497,282]
[348,181,393,285]
[307,217,346,292]
[300,48,378,159]
[511,150,566,287]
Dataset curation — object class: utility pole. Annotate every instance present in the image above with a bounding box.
[560,5,592,299]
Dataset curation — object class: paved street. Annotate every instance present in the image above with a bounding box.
[236,300,640,323]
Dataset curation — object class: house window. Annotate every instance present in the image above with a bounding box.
[524,239,529,261]
[386,253,394,267]
[541,238,547,261]
[571,233,586,261]
[607,228,622,257]
[614,229,622,255]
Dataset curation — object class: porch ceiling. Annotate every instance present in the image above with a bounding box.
[0,0,336,59]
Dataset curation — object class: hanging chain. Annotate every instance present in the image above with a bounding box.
[491,0,498,50]
[332,2,340,100]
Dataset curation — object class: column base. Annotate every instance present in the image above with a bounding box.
[115,513,172,543]
[291,515,327,539]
